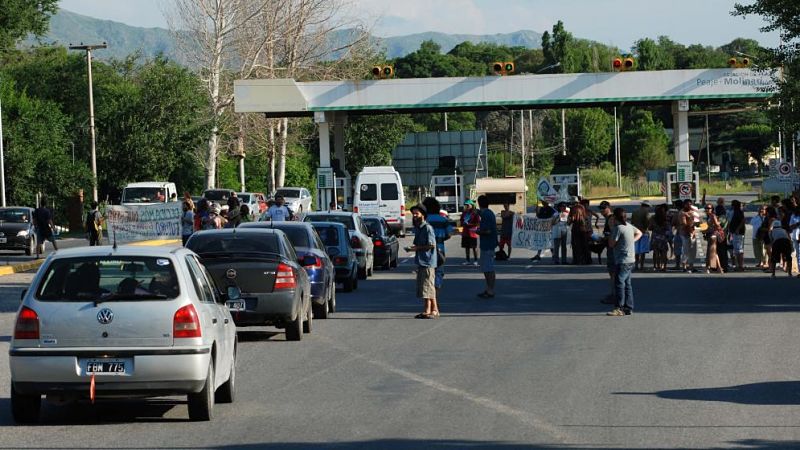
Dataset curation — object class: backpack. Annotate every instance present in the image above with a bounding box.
[85,211,99,233]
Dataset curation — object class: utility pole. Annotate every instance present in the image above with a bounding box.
[520,110,526,209]
[0,91,6,207]
[69,42,107,203]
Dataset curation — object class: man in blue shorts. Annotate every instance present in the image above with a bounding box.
[477,195,497,298]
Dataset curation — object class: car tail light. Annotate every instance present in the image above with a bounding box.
[401,205,405,214]
[174,304,202,338]
[374,239,384,247]
[303,256,323,269]
[274,263,297,289]
[353,206,359,213]
[333,256,347,265]
[14,306,39,340]
[350,236,361,249]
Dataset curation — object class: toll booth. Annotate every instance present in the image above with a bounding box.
[548,173,581,202]
[332,159,351,211]
[666,171,700,205]
[431,172,465,213]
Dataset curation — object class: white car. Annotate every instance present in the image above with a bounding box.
[9,245,238,423]
[274,187,313,215]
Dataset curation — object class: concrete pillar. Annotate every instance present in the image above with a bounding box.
[316,112,332,211]
[334,113,347,165]
[672,100,690,162]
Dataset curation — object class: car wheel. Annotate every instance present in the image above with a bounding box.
[367,258,374,277]
[313,295,329,320]
[25,238,34,257]
[390,253,398,268]
[11,385,40,424]
[329,284,336,313]
[285,311,303,341]
[303,301,313,334]
[188,361,214,421]
[357,265,367,280]
[383,252,392,270]
[215,348,236,404]
[342,276,354,292]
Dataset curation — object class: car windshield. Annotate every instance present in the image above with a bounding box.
[37,256,180,301]
[187,234,281,255]
[313,226,340,246]
[305,215,354,230]
[270,226,310,248]
[204,190,232,201]
[275,188,300,198]
[238,194,251,203]
[0,208,30,223]
[122,187,165,203]
[363,219,381,236]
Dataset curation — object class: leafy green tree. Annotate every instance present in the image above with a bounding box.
[635,38,673,71]
[0,0,58,51]
[543,108,613,167]
[393,40,484,78]
[734,123,774,174]
[620,110,672,176]
[344,115,424,176]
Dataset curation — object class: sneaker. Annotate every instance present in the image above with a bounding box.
[461,261,471,266]
[607,308,625,316]
[623,309,633,316]
[472,261,479,266]
[531,255,541,261]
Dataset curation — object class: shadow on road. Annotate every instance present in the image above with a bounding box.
[0,397,190,426]
[616,381,800,406]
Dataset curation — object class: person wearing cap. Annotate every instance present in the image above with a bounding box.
[477,195,498,298]
[769,219,793,277]
[407,204,439,318]
[530,200,557,262]
[460,200,480,265]
[203,202,224,229]
[631,201,651,271]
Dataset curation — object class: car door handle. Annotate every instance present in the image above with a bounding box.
[224,318,229,324]
[212,318,218,324]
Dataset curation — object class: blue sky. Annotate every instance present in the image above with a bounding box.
[58,0,781,50]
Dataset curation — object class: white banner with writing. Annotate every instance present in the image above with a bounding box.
[106,203,182,244]
[511,214,554,251]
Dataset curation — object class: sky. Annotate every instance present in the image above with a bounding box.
[58,0,782,49]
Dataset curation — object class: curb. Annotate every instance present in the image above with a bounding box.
[0,239,182,277]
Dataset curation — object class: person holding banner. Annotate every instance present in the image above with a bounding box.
[531,200,556,262]
[460,200,480,265]
[552,203,570,264]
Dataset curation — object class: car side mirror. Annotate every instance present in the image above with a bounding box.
[226,286,241,301]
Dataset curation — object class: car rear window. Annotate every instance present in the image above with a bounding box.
[187,234,280,255]
[363,219,381,236]
[271,226,310,248]
[204,190,233,201]
[381,183,399,201]
[36,256,180,301]
[275,188,300,198]
[360,183,377,201]
[314,226,340,246]
[238,194,251,203]
[305,215,355,230]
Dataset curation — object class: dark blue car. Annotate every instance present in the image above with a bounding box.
[311,222,359,293]
[239,222,336,319]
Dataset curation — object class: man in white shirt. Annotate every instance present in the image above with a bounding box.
[262,195,293,221]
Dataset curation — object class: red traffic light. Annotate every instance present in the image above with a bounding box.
[728,57,737,68]
[741,58,750,67]
[372,66,382,77]
[613,58,622,70]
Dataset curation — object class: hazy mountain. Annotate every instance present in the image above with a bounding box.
[28,9,542,63]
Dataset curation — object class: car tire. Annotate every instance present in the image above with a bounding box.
[353,275,358,290]
[329,284,336,313]
[285,311,303,341]
[303,301,313,334]
[313,296,329,320]
[188,361,214,421]
[357,265,367,280]
[342,275,355,292]
[215,349,236,404]
[390,253,398,268]
[25,238,34,257]
[11,385,40,424]
[383,253,392,270]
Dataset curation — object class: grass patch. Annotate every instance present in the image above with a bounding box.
[699,179,751,196]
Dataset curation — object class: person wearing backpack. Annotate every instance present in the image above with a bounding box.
[423,197,453,304]
[84,201,103,246]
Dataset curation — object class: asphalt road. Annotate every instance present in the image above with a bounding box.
[1,234,800,449]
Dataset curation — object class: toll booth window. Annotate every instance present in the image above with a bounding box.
[435,186,454,196]
[380,183,399,201]
[360,184,377,201]
[484,193,516,205]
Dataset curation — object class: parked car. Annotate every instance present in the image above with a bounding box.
[361,215,399,270]
[240,222,335,319]
[186,228,312,341]
[9,245,237,423]
[0,207,36,255]
[237,192,268,219]
[311,222,358,292]
[303,212,374,279]
[203,189,236,204]
[274,187,313,215]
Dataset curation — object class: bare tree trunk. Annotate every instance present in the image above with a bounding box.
[268,120,276,193]
[207,126,219,189]
[277,118,288,188]
[237,114,246,191]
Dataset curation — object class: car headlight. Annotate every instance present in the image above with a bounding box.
[17,230,29,237]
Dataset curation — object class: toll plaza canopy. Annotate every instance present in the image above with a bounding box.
[233,68,778,210]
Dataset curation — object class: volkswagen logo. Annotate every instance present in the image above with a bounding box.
[97,308,114,325]
[226,269,237,279]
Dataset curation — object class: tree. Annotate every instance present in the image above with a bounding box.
[394,40,484,78]
[541,21,578,73]
[620,110,672,176]
[0,0,58,52]
[344,115,424,176]
[543,108,613,167]
[734,123,774,174]
[635,38,672,71]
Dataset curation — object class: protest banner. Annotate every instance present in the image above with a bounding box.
[511,214,554,251]
[106,202,182,243]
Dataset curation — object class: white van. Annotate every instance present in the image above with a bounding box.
[353,166,405,236]
[121,182,178,205]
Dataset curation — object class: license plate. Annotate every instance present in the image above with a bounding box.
[0,238,6,243]
[86,359,126,375]
[227,300,245,311]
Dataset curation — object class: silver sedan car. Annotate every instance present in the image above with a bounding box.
[9,245,237,423]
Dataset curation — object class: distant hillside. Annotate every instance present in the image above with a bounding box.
[27,9,541,63]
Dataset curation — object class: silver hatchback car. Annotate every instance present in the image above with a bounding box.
[9,245,237,423]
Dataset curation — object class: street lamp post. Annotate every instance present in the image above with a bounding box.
[0,91,6,207]
[69,42,107,203]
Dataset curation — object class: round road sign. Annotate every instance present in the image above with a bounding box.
[679,183,692,196]
[778,162,793,176]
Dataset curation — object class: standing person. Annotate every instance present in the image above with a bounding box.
[423,197,453,303]
[498,203,514,258]
[531,200,556,261]
[751,205,768,268]
[33,197,58,258]
[204,203,225,229]
[679,200,698,273]
[239,204,252,225]
[788,204,800,277]
[704,204,724,274]
[607,208,642,316]
[477,195,498,298]
[460,200,480,265]
[262,195,293,222]
[669,200,683,269]
[183,191,194,211]
[649,204,670,272]
[194,198,208,231]
[406,204,438,319]
[568,204,591,264]
[85,201,104,246]
[728,200,746,271]
[599,201,617,304]
[631,202,651,271]
[181,200,194,246]
[769,220,793,277]
[552,202,570,264]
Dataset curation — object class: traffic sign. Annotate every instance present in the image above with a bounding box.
[676,161,692,182]
[778,162,793,179]
[678,182,692,200]
[316,167,334,189]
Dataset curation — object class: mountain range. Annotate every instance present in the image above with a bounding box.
[25,9,542,63]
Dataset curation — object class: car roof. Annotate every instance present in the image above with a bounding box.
[360,215,383,221]
[193,228,285,237]
[239,221,311,229]
[0,206,33,211]
[310,221,347,229]
[125,182,173,188]
[48,244,189,259]
[306,211,356,217]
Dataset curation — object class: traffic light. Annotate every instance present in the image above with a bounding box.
[727,57,751,68]
[624,57,635,70]
[612,57,622,71]
[371,65,394,79]
[492,61,515,75]
[728,57,738,68]
[612,56,635,72]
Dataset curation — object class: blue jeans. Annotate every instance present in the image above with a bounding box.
[614,263,635,311]
[553,226,568,263]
